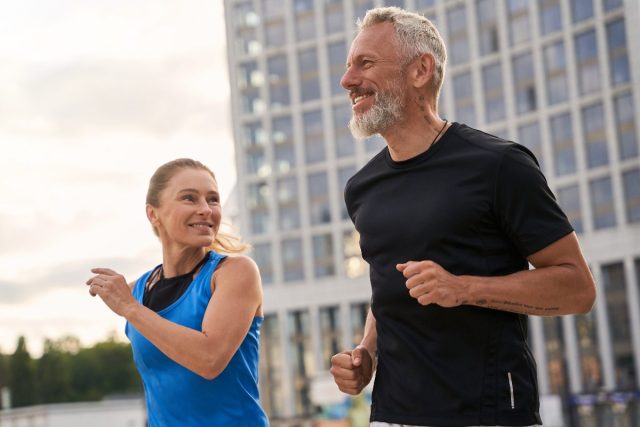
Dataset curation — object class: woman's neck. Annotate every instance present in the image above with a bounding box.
[161,246,207,278]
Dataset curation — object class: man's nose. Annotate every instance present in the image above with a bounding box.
[340,66,360,91]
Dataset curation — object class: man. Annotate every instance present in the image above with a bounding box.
[329,7,596,427]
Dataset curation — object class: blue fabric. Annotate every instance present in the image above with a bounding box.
[125,251,268,426]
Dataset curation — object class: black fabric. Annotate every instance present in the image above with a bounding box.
[143,253,214,312]
[344,122,573,426]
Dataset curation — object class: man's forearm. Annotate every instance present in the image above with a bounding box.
[359,308,378,359]
[462,263,594,316]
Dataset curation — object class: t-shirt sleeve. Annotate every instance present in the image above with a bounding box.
[493,144,574,257]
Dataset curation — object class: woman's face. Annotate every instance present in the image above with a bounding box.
[149,168,221,249]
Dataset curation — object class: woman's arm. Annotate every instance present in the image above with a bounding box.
[88,255,262,379]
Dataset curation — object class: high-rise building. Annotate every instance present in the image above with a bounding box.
[224,1,640,426]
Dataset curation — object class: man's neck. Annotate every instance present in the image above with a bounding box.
[383,109,448,162]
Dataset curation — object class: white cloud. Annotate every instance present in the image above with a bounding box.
[0,0,236,352]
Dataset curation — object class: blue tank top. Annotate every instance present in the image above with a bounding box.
[125,251,269,427]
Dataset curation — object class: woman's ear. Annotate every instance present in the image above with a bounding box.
[146,204,159,226]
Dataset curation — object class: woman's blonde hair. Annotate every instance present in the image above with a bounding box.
[146,158,249,254]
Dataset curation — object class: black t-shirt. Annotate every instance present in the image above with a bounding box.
[344,123,573,426]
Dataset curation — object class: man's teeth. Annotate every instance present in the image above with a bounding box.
[353,94,372,104]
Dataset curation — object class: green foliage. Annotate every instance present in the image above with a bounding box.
[1,334,142,408]
[8,336,36,408]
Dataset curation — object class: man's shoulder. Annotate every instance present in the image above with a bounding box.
[450,122,538,165]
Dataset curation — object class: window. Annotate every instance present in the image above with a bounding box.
[282,239,305,282]
[603,0,623,11]
[571,0,593,23]
[294,0,316,40]
[453,72,475,126]
[614,92,638,160]
[333,103,355,157]
[507,0,531,46]
[273,116,296,172]
[265,19,286,48]
[365,134,385,153]
[278,177,300,230]
[324,0,344,34]
[262,0,283,19]
[235,27,260,56]
[539,0,562,36]
[246,148,267,176]
[263,0,286,48]
[353,0,374,20]
[303,110,326,164]
[622,169,640,223]
[248,182,270,235]
[581,103,609,168]
[446,5,470,65]
[252,243,274,284]
[589,176,616,229]
[308,171,331,225]
[543,41,568,105]
[482,62,506,123]
[550,112,576,176]
[287,310,314,415]
[606,19,630,86]
[476,0,499,56]
[557,184,583,233]
[513,52,536,114]
[575,30,600,95]
[602,263,637,390]
[328,41,347,96]
[319,306,341,369]
[543,317,570,395]
[299,48,321,102]
[350,302,370,347]
[233,1,258,28]
[313,234,335,278]
[343,229,366,278]
[239,62,263,114]
[574,310,603,392]
[518,122,544,172]
[243,122,266,147]
[416,0,435,7]
[268,55,290,108]
[259,314,285,417]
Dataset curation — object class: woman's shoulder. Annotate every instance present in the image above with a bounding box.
[212,254,261,287]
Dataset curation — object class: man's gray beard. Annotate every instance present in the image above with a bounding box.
[348,87,405,140]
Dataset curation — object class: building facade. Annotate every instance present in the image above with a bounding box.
[224,0,640,426]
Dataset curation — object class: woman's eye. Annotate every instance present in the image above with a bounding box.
[208,197,220,204]
[182,195,195,201]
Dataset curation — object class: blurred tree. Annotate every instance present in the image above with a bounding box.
[36,338,73,403]
[8,336,36,407]
[4,335,141,408]
[0,352,7,389]
[69,335,141,401]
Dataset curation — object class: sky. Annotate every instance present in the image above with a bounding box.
[0,1,236,356]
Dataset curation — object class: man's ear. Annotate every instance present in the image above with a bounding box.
[411,53,436,89]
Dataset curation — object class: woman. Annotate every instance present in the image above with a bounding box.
[86,158,268,426]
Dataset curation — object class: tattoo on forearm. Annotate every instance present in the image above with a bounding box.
[474,299,560,314]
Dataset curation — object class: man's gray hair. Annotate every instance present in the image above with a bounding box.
[359,7,447,97]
